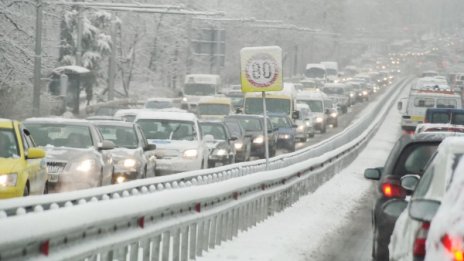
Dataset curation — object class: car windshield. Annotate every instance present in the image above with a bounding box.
[97,125,138,149]
[145,100,173,109]
[436,99,457,109]
[230,97,244,108]
[270,116,291,128]
[225,121,242,137]
[232,117,262,132]
[200,123,227,140]
[305,68,325,78]
[198,104,230,115]
[25,123,94,149]
[244,98,291,115]
[136,119,196,141]
[326,68,337,76]
[299,100,323,113]
[184,84,216,96]
[0,128,19,158]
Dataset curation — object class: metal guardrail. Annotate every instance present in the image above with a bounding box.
[0,77,410,219]
[0,77,411,260]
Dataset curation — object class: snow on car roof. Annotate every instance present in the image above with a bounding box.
[145,97,174,102]
[296,91,329,99]
[114,108,146,116]
[91,120,134,127]
[135,110,197,122]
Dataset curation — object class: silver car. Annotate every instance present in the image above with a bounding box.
[93,120,157,183]
[24,118,115,193]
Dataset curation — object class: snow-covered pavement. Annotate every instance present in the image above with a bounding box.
[197,89,403,261]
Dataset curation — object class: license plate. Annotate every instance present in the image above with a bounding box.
[48,174,59,183]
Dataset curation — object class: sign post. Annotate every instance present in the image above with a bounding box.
[240,46,283,169]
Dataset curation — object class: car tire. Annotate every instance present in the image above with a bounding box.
[23,182,30,197]
[44,181,49,194]
[333,121,338,128]
[321,125,326,134]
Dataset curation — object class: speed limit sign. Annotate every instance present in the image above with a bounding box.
[240,46,283,92]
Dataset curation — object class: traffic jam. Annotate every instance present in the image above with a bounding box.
[3,1,464,260]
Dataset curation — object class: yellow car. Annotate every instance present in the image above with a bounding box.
[0,119,48,199]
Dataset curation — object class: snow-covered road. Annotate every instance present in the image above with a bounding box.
[197,86,405,261]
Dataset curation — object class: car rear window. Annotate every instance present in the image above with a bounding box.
[392,143,439,176]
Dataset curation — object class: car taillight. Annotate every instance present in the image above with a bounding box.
[442,234,464,261]
[413,222,430,258]
[381,182,405,198]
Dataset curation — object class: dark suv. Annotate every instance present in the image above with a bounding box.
[364,132,462,261]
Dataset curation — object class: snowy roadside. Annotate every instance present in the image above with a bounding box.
[197,92,403,261]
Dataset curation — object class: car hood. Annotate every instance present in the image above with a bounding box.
[43,146,100,162]
[276,127,295,135]
[206,140,228,150]
[0,158,24,174]
[110,148,142,160]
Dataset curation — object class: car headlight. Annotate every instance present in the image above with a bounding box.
[279,134,291,139]
[123,159,137,168]
[115,176,126,184]
[76,159,96,172]
[183,149,198,159]
[182,97,188,102]
[253,136,264,144]
[234,142,244,150]
[0,173,17,187]
[350,93,354,97]
[305,121,311,127]
[297,125,305,132]
[215,149,227,156]
[362,91,368,96]
[315,117,323,123]
[330,112,338,118]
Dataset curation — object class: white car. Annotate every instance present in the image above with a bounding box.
[389,137,464,261]
[135,110,209,175]
[425,155,464,261]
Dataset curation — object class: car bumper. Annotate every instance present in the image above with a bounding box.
[0,186,23,199]
[47,171,101,193]
[276,139,295,151]
[156,158,202,175]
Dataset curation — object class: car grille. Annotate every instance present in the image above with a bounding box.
[47,161,67,174]
[156,149,180,159]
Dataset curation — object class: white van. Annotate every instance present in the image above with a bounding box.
[297,91,336,132]
[399,89,462,132]
[182,74,221,112]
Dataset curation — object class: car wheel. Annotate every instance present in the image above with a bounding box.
[333,121,338,128]
[23,182,30,197]
[321,125,326,134]
[43,181,49,194]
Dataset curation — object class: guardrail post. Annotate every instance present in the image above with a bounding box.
[151,235,161,261]
[142,238,150,260]
[189,223,197,260]
[173,228,181,261]
[209,216,217,249]
[130,241,138,260]
[161,231,170,261]
[202,219,210,252]
[215,214,223,245]
[101,249,114,261]
[114,244,126,261]
[196,221,204,257]
[181,226,188,261]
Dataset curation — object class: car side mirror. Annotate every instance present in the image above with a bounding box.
[408,198,441,222]
[144,143,157,151]
[381,199,408,219]
[236,107,243,114]
[401,174,420,192]
[364,168,381,180]
[397,101,403,110]
[99,140,115,150]
[229,136,238,142]
[325,109,330,114]
[292,111,300,120]
[26,147,46,159]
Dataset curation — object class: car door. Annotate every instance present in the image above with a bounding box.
[136,125,156,177]
[20,125,46,195]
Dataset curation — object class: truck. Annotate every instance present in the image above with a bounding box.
[181,74,221,112]
[321,61,339,83]
[304,64,327,86]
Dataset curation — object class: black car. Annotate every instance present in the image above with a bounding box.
[364,132,460,261]
[199,121,236,167]
[225,115,277,158]
[224,119,252,162]
[424,108,464,124]
[268,113,297,152]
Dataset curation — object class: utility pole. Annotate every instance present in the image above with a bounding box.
[32,0,43,116]
[107,18,117,101]
[76,5,83,66]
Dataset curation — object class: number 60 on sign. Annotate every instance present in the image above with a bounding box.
[240,46,283,93]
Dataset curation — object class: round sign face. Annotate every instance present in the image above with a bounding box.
[245,53,279,88]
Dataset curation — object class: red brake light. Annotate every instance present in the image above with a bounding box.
[413,222,430,258]
[381,183,405,198]
[441,234,464,261]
